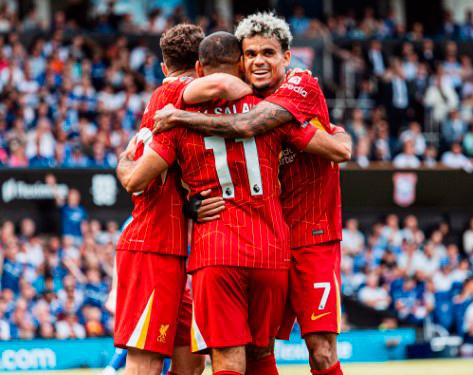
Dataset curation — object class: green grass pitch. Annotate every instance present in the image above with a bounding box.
[8,359,473,375]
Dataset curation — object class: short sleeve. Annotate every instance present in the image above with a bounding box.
[149,129,181,166]
[277,122,316,151]
[330,124,346,134]
[265,72,331,131]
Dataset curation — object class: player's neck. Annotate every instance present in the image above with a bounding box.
[255,75,286,98]
[167,69,196,79]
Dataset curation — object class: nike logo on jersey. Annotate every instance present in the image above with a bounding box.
[311,312,331,321]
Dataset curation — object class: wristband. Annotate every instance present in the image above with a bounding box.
[183,192,204,222]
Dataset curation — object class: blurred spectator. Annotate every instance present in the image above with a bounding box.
[442,110,467,145]
[1,244,22,293]
[55,311,86,339]
[358,272,391,310]
[461,10,473,40]
[423,145,438,168]
[289,5,310,36]
[393,277,428,324]
[342,218,365,255]
[464,218,473,256]
[398,239,425,277]
[400,122,426,157]
[441,143,473,171]
[393,141,421,168]
[424,68,459,125]
[441,10,460,39]
[462,124,473,157]
[384,59,411,136]
[47,175,88,241]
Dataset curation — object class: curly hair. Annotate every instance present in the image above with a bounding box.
[159,24,205,71]
[235,12,293,51]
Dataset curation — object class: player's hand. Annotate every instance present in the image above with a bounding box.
[287,68,312,77]
[124,135,138,160]
[197,189,225,222]
[153,104,179,134]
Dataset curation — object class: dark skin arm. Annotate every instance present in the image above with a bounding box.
[153,101,293,138]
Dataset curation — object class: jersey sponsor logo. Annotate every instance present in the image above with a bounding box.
[288,76,302,85]
[157,324,170,343]
[311,311,332,321]
[279,82,308,97]
[393,172,417,207]
[312,229,325,236]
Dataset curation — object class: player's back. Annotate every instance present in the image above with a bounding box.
[152,94,314,272]
[116,78,191,255]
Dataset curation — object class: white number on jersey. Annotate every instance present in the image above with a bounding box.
[204,136,263,199]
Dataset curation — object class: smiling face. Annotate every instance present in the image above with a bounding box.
[241,36,291,96]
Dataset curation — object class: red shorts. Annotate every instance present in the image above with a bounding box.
[114,250,187,356]
[174,279,193,347]
[278,241,342,339]
[190,266,288,353]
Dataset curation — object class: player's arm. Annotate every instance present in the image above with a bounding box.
[303,127,352,162]
[183,73,252,104]
[116,135,170,193]
[153,101,293,138]
[117,148,169,193]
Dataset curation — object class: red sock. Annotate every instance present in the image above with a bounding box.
[246,354,278,375]
[213,371,243,375]
[311,361,343,375]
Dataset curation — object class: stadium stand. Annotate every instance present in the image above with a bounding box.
[0,0,472,359]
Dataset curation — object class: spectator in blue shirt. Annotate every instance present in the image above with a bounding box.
[1,243,23,294]
[289,5,310,36]
[83,269,108,308]
[460,10,473,40]
[47,174,88,240]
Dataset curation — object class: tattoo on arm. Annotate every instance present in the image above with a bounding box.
[175,101,294,138]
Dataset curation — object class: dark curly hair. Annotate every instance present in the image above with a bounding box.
[159,24,204,72]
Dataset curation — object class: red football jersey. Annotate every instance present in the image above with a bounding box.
[150,95,315,272]
[266,71,343,248]
[116,77,190,255]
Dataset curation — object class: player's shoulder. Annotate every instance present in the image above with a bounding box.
[156,76,193,94]
[286,69,320,86]
[146,76,194,110]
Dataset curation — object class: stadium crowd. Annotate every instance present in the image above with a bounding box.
[0,189,118,340]
[341,215,473,342]
[2,207,473,341]
[0,3,471,168]
[0,0,472,346]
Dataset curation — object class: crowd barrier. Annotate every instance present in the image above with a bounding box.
[0,329,416,371]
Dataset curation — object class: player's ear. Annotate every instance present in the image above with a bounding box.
[282,50,291,69]
[161,62,168,77]
[195,61,204,78]
[238,57,245,76]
